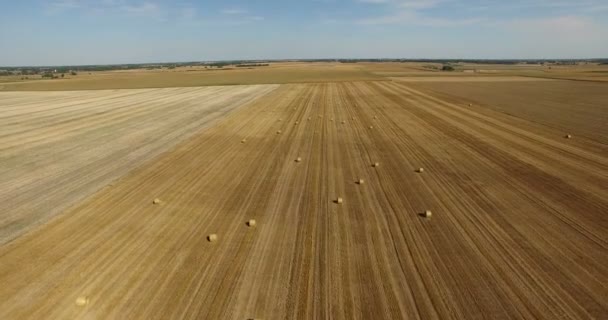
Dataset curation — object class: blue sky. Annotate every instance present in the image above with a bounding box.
[0,0,607,66]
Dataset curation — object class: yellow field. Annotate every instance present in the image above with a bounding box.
[0,85,277,244]
[0,63,607,319]
[1,62,607,91]
[0,63,383,91]
[402,78,608,144]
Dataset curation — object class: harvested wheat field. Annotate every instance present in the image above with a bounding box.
[397,77,608,144]
[0,81,607,319]
[0,85,277,244]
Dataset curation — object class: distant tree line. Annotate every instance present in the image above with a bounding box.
[42,72,56,79]
[206,62,231,68]
[3,59,606,75]
[236,63,269,67]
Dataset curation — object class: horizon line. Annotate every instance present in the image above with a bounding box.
[3,57,607,68]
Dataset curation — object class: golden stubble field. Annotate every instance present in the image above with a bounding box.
[397,78,608,144]
[0,63,384,91]
[0,85,278,244]
[0,64,607,319]
[2,61,607,92]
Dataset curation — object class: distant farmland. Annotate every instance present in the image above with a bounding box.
[0,63,384,91]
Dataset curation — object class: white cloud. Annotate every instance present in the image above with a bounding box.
[52,0,82,8]
[218,7,264,24]
[46,0,83,14]
[180,7,197,20]
[398,0,443,9]
[221,8,247,15]
[47,0,164,19]
[358,0,391,3]
[503,15,602,35]
[354,0,480,26]
[488,15,608,58]
[581,3,608,12]
[358,0,443,9]
[358,0,608,12]
[357,11,482,26]
[121,2,159,16]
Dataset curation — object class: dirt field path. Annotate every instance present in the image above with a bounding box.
[0,85,278,244]
[0,82,606,319]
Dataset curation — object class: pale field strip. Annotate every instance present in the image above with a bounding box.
[0,85,278,244]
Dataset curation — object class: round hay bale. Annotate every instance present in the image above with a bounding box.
[241,139,246,144]
[308,117,311,120]
[357,179,365,185]
[373,115,378,119]
[75,296,89,306]
[416,168,424,173]
[276,130,282,134]
[372,162,379,167]
[468,103,472,107]
[278,119,282,122]
[341,120,346,124]
[295,121,299,125]
[565,134,572,139]
[369,125,374,129]
[330,118,334,122]
[207,234,218,242]
[423,210,432,218]
[295,157,302,162]
[247,219,256,227]
[153,198,161,205]
[336,197,343,204]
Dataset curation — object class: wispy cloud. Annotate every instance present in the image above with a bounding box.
[355,0,480,26]
[52,0,82,9]
[357,11,483,26]
[218,7,264,24]
[440,0,608,13]
[492,0,608,11]
[46,0,84,14]
[221,8,247,15]
[398,0,443,10]
[46,1,266,25]
[46,1,169,21]
[581,3,608,12]
[502,15,602,34]
[358,0,391,3]
[121,2,160,16]
[180,7,197,20]
[358,0,443,9]
[353,0,608,27]
[494,15,608,58]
